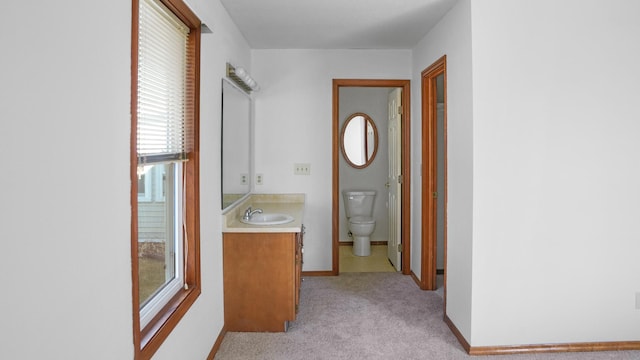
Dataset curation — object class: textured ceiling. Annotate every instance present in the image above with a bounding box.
[219,0,459,49]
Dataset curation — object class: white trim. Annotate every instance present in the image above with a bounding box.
[139,163,184,329]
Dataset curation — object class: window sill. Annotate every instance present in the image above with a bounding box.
[138,285,201,360]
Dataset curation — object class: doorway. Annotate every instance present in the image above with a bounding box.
[332,79,411,275]
[421,56,447,291]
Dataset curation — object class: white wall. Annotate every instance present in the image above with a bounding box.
[470,0,640,346]
[412,0,474,341]
[338,87,391,243]
[252,50,411,271]
[0,1,132,358]
[0,0,251,358]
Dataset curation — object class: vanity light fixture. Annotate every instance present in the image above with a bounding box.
[226,63,260,93]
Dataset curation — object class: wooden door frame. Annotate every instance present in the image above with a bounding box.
[332,79,411,275]
[421,55,448,291]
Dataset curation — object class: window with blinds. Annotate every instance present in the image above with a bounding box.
[136,0,189,331]
[137,0,194,165]
[131,0,201,357]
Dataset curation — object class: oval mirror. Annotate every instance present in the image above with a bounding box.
[340,112,378,168]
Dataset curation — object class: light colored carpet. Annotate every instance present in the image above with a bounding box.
[214,273,639,360]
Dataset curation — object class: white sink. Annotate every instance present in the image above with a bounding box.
[240,213,294,226]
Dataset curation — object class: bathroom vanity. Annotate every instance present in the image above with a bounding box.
[222,194,305,332]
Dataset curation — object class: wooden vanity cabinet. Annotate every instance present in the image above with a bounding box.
[223,230,303,332]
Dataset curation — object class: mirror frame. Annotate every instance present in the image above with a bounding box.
[339,112,379,169]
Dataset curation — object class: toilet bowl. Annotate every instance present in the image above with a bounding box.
[342,191,376,256]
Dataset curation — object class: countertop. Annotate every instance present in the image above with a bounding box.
[222,194,305,233]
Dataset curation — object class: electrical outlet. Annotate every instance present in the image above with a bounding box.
[240,173,248,185]
[294,163,311,175]
[636,293,640,310]
[256,174,263,185]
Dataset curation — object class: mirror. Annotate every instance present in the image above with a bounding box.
[221,79,251,209]
[340,112,378,168]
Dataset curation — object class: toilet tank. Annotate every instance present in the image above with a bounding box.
[342,191,376,218]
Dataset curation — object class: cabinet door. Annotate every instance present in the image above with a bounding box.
[223,232,296,332]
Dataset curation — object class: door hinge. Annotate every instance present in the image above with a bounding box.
[397,243,403,252]
[398,105,403,114]
[433,192,438,199]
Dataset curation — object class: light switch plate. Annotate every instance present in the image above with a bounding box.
[294,163,311,175]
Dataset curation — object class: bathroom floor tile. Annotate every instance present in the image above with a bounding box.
[339,245,397,273]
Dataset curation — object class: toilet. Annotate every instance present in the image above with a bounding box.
[342,190,376,256]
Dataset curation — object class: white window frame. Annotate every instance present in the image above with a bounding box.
[139,163,184,329]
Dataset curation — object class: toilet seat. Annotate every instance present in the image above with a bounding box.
[349,216,375,225]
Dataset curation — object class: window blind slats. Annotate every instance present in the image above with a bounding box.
[137,0,191,162]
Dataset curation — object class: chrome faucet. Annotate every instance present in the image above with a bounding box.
[243,206,263,220]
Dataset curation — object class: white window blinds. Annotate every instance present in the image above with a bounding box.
[137,0,192,164]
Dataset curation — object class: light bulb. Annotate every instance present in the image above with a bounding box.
[234,67,246,78]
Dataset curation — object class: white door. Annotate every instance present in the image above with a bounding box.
[387,88,402,271]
